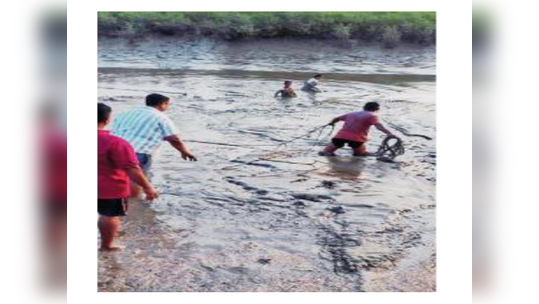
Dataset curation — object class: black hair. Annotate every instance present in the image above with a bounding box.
[146,93,170,107]
[363,102,380,112]
[98,103,112,124]
[314,74,322,78]
[284,80,292,85]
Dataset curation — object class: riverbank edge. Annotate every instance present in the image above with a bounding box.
[98,12,436,49]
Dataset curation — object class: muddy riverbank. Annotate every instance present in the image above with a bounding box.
[98,37,436,292]
[98,12,436,47]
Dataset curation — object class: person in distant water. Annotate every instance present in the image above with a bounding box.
[301,74,323,93]
[320,102,399,156]
[98,103,158,251]
[112,93,197,197]
[275,80,297,98]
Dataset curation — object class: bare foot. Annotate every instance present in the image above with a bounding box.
[99,245,125,252]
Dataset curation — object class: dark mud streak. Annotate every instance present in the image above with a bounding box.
[98,67,436,85]
[212,174,414,292]
[317,224,363,280]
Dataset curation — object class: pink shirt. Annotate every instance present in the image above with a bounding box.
[98,130,139,199]
[334,111,380,142]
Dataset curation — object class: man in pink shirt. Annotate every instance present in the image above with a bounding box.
[98,103,158,251]
[320,102,398,156]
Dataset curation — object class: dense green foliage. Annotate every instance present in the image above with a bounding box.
[98,12,435,47]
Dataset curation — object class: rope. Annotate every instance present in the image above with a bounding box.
[256,157,319,166]
[184,140,274,148]
[277,125,332,147]
[185,126,334,167]
[249,125,335,166]
[188,127,405,166]
[311,125,336,149]
[386,122,433,140]
[371,136,405,162]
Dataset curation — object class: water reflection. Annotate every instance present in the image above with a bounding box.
[325,156,366,180]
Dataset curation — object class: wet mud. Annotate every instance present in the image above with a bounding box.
[98,37,436,292]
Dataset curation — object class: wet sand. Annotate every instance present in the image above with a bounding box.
[98,38,436,292]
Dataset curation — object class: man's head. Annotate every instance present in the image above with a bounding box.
[146,93,171,112]
[363,102,381,112]
[284,80,292,88]
[98,103,112,126]
[314,74,322,80]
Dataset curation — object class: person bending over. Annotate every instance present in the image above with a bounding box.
[320,102,398,156]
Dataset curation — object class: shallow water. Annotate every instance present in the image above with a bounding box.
[98,37,436,292]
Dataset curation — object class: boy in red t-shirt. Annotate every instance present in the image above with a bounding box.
[98,103,158,251]
[320,102,398,156]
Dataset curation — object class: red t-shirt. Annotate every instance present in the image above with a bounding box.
[43,123,67,208]
[334,111,380,142]
[98,130,139,199]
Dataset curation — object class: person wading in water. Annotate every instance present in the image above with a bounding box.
[274,80,297,98]
[320,102,399,156]
[301,74,323,93]
[112,93,198,197]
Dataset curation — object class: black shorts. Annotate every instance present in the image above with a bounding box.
[98,198,129,217]
[136,153,152,177]
[332,138,364,149]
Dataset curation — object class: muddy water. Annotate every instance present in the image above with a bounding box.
[98,38,436,292]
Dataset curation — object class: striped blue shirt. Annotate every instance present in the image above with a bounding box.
[111,107,179,155]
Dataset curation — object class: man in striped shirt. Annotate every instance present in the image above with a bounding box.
[112,93,197,195]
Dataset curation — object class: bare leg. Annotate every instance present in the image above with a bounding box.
[320,144,340,156]
[352,144,368,156]
[98,216,123,251]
